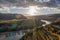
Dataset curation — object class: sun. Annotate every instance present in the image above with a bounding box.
[27,6,38,16]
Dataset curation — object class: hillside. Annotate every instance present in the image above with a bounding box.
[0,13,27,21]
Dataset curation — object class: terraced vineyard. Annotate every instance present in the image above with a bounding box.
[21,21,60,40]
[0,14,60,40]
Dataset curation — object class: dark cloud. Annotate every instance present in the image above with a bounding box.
[0,0,60,7]
[41,0,57,7]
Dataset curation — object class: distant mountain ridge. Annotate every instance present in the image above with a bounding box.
[0,13,60,21]
[0,13,27,20]
[34,14,60,21]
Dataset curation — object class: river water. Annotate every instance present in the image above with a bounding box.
[0,31,25,40]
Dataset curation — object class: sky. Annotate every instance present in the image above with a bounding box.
[0,0,60,14]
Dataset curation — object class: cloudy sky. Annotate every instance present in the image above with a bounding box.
[0,0,60,14]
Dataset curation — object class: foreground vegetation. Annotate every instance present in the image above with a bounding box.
[20,18,60,40]
[0,18,60,40]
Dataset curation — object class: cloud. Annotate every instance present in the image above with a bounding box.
[0,7,10,13]
[37,7,60,14]
[0,0,60,14]
[35,0,50,3]
[0,7,60,14]
[0,0,60,7]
